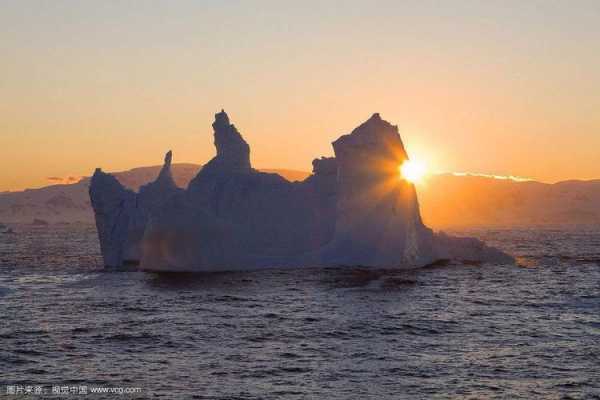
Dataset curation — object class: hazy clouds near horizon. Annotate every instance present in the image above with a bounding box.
[1,0,599,191]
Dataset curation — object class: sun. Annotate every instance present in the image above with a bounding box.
[400,159,426,184]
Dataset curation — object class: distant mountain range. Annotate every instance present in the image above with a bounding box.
[1,164,598,228]
[420,174,600,227]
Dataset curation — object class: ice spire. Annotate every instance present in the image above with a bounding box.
[211,110,251,171]
[156,150,175,185]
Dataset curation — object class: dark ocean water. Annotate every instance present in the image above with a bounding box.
[1,224,599,399]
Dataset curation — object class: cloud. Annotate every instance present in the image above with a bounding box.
[450,172,531,182]
[46,176,83,184]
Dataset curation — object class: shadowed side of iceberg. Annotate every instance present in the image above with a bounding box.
[138,112,339,271]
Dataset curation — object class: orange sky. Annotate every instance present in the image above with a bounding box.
[1,1,599,191]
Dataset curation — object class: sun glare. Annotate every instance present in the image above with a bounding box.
[400,159,426,184]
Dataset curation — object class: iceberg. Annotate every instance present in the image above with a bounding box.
[90,110,513,271]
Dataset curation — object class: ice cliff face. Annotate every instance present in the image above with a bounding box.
[89,151,181,266]
[90,111,513,270]
[320,113,434,267]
